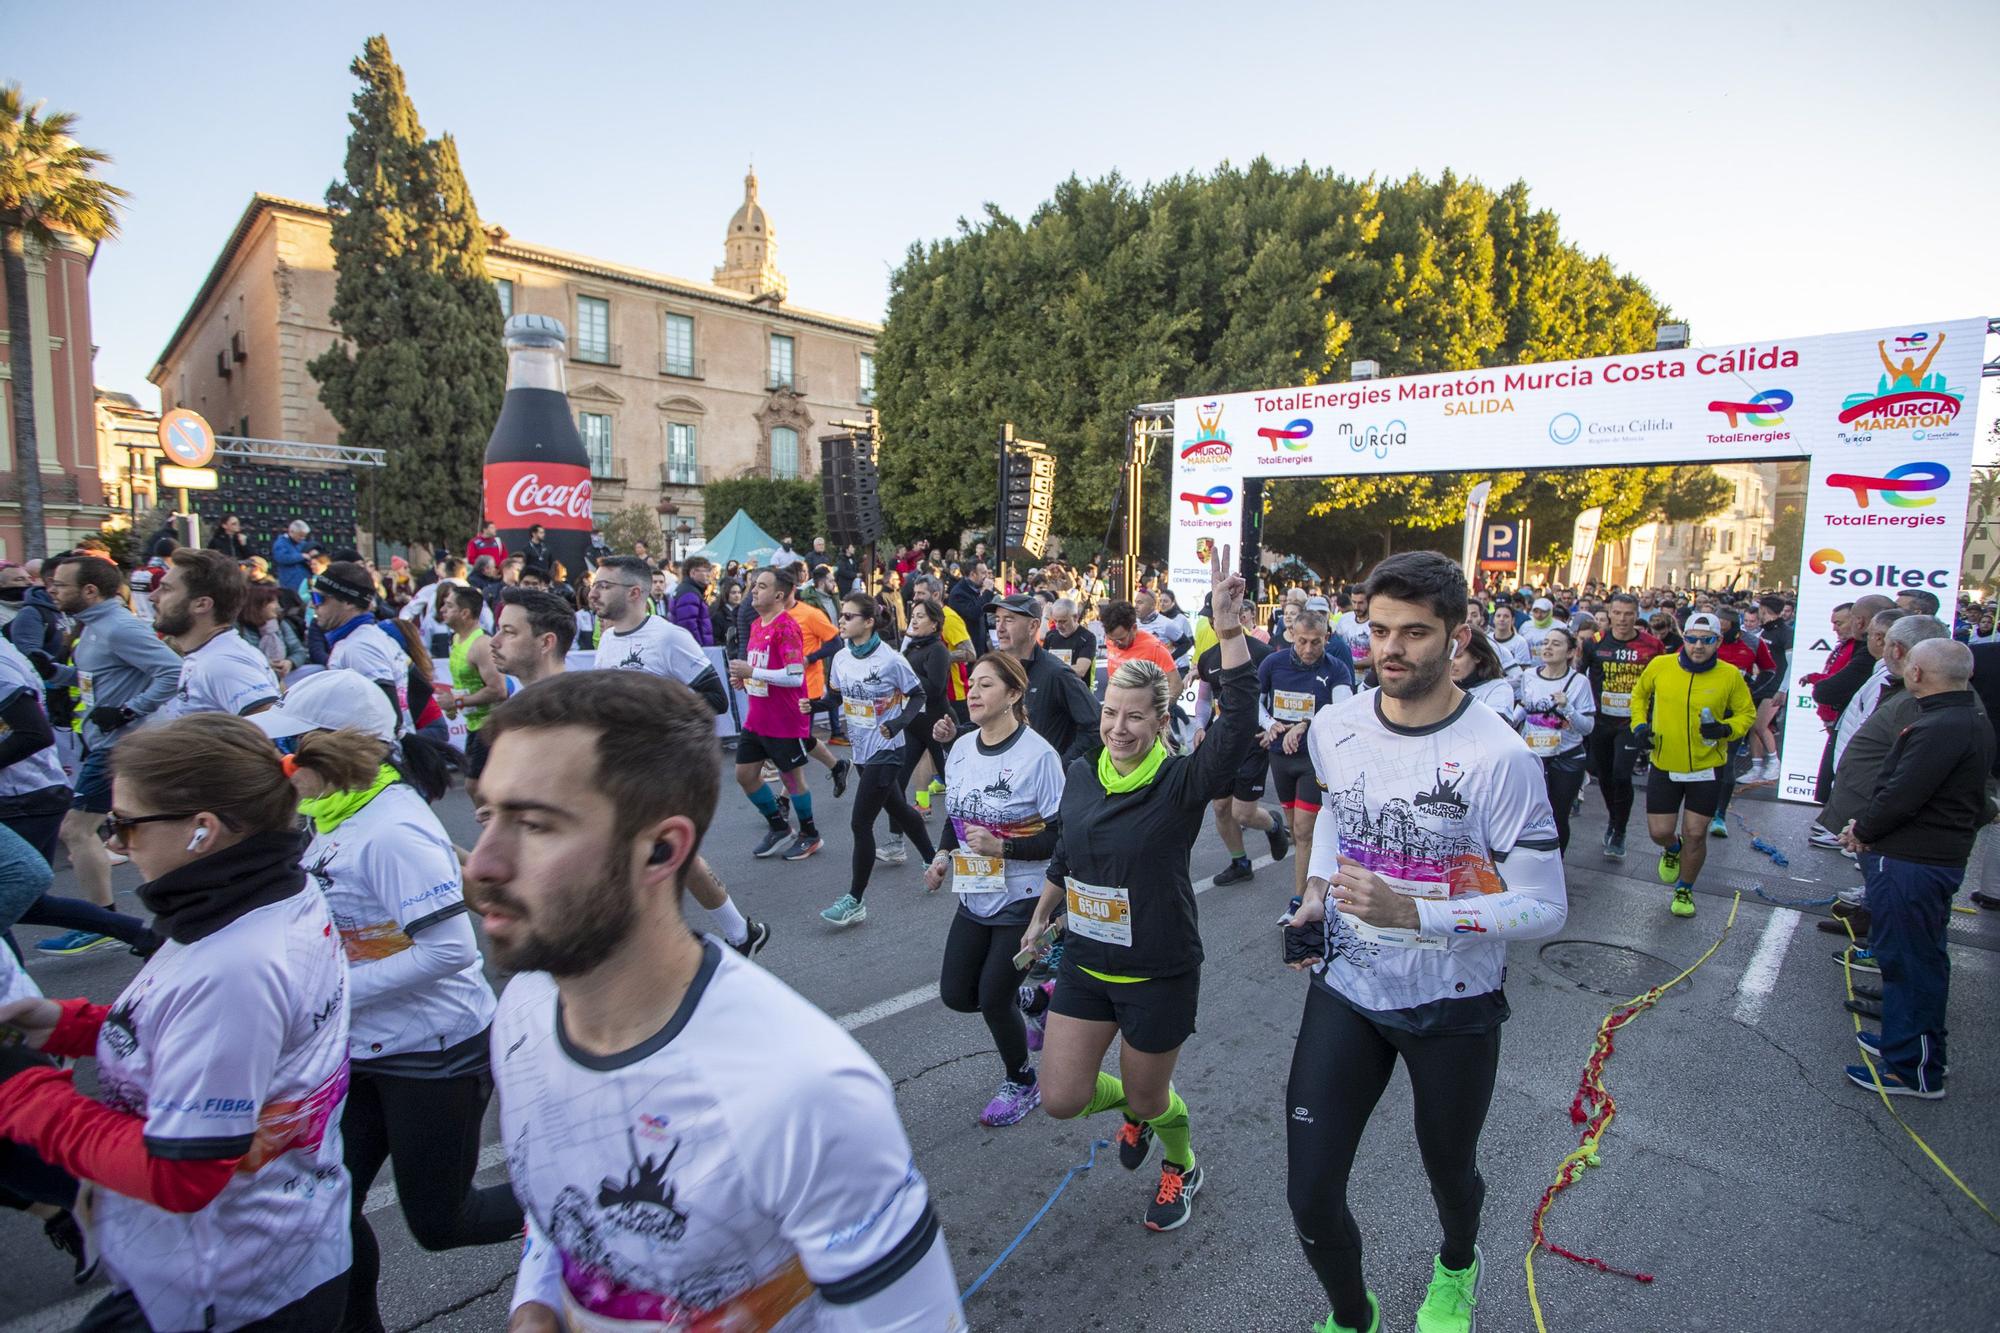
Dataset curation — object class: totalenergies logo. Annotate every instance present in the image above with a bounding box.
[1180,485,1234,516]
[1708,388,1793,428]
[1256,418,1313,451]
[1808,549,1843,575]
[1838,331,1963,431]
[1823,461,1950,509]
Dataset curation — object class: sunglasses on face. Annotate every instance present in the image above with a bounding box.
[99,811,194,843]
[1683,635,1719,646]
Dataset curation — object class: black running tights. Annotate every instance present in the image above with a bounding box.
[849,755,936,900]
[1286,982,1500,1329]
[1541,755,1588,854]
[940,909,1031,1081]
[340,1061,524,1333]
[1584,716,1636,836]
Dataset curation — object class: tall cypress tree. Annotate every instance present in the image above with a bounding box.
[309,35,504,549]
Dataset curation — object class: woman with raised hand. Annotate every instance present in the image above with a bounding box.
[1023,542,1256,1232]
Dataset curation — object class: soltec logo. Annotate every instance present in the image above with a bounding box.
[1811,550,1952,589]
[1708,388,1793,428]
[1823,461,1950,509]
[1256,418,1313,450]
[1179,485,1234,516]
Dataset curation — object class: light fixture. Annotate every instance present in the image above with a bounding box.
[1655,323,1691,351]
[1350,359,1380,382]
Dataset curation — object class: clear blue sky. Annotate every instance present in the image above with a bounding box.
[12,0,1999,449]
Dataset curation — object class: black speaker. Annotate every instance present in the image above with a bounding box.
[820,433,884,549]
[1240,478,1265,600]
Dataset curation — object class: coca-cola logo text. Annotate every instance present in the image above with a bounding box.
[504,473,594,521]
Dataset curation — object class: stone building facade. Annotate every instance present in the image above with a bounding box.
[0,232,115,558]
[149,172,878,539]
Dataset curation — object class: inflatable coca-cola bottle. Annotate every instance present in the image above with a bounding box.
[483,314,593,584]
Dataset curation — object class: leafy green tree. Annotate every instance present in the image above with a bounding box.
[308,36,505,552]
[599,503,662,557]
[1,85,127,559]
[700,474,823,549]
[877,160,1719,572]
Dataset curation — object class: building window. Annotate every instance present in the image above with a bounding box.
[771,426,799,479]
[768,334,795,390]
[1723,529,1736,553]
[664,314,696,377]
[576,296,612,363]
[496,279,514,319]
[859,352,875,404]
[1974,552,1988,570]
[667,422,698,484]
[578,412,614,475]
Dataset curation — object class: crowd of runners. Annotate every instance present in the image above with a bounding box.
[0,511,1993,1333]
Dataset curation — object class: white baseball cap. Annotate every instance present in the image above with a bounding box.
[1304,595,1331,613]
[1532,596,1554,612]
[251,668,398,744]
[1684,612,1722,637]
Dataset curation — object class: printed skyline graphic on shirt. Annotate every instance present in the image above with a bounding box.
[528,1127,815,1328]
[1327,765,1505,898]
[948,765,1048,842]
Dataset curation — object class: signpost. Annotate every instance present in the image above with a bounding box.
[156,408,217,548]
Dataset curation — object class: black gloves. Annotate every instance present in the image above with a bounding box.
[1628,723,1652,749]
[87,705,137,732]
[1699,720,1732,740]
[25,650,57,682]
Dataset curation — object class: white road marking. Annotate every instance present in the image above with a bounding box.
[1733,906,1801,1025]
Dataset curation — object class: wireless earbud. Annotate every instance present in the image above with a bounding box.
[1448,641,1461,660]
[187,828,210,852]
[647,842,672,866]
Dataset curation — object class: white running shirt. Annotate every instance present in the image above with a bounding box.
[1306,690,1567,1016]
[600,614,712,686]
[328,620,413,728]
[494,942,956,1331]
[91,890,353,1332]
[0,637,67,796]
[305,782,496,1062]
[159,629,281,722]
[827,644,921,767]
[940,724,1065,917]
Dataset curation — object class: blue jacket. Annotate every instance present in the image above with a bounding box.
[669,581,716,646]
[271,534,311,592]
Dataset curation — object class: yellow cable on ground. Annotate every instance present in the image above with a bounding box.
[1525,894,1740,1333]
[1839,918,1996,1224]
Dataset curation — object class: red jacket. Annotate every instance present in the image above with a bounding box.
[1801,638,1856,724]
[466,536,505,565]
[1716,633,1776,680]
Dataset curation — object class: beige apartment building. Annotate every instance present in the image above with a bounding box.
[148,172,879,538]
[1651,461,1780,589]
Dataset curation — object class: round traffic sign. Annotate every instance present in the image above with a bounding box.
[158,408,217,468]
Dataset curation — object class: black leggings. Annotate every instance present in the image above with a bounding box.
[1287,983,1500,1329]
[849,756,936,900]
[340,1054,524,1333]
[1584,716,1638,837]
[940,909,1031,1081]
[1542,753,1589,854]
[898,715,949,788]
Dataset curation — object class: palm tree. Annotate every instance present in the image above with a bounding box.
[1,84,127,559]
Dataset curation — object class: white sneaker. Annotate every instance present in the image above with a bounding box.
[876,835,908,865]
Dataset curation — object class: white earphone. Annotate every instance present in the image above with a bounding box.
[186,827,210,852]
[1448,641,1461,660]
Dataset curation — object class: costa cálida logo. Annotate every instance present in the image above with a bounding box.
[485,461,594,530]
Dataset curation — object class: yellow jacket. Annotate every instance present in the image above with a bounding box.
[1630,653,1754,773]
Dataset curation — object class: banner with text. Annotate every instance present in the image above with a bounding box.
[1568,506,1603,588]
[1461,480,1492,578]
[1170,317,1986,805]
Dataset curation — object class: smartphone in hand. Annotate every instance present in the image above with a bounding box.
[1014,919,1064,972]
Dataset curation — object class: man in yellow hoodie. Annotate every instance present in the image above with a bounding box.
[1630,611,1753,918]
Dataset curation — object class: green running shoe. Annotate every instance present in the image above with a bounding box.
[1670,885,1696,918]
[1656,840,1681,883]
[1312,1292,1380,1333]
[819,894,867,927]
[1414,1246,1482,1332]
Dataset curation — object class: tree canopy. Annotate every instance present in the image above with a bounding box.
[875,161,1725,570]
[308,36,505,550]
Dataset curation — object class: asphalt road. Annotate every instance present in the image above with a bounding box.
[5,768,1998,1333]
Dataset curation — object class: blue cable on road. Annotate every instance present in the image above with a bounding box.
[959,1137,1112,1304]
[1732,812,1843,907]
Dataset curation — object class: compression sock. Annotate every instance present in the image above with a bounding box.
[792,791,817,836]
[1666,838,1682,855]
[1080,1071,1129,1119]
[709,897,749,946]
[1147,1087,1193,1170]
[747,785,786,829]
[1231,854,1251,869]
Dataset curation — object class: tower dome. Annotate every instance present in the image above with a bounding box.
[714,167,787,301]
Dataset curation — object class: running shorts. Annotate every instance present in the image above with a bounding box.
[71,746,113,814]
[464,727,491,780]
[735,730,812,773]
[1269,747,1322,812]
[1228,746,1269,803]
[1050,955,1199,1054]
[1645,765,1720,818]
